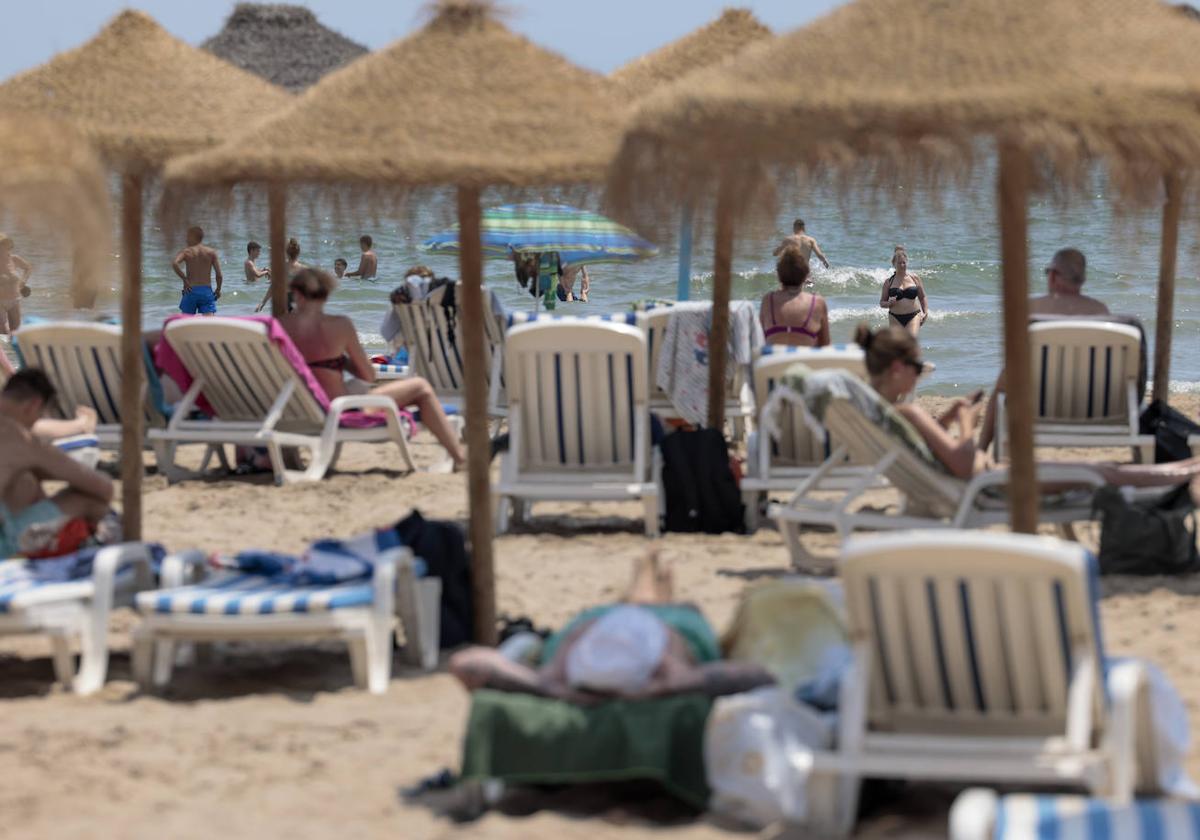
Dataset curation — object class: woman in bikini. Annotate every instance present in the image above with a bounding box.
[759,247,830,347]
[0,234,33,335]
[879,245,928,336]
[279,268,466,470]
[854,323,1200,494]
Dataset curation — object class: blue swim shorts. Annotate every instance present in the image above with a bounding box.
[180,285,217,315]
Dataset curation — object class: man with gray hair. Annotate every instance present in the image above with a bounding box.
[1030,247,1109,316]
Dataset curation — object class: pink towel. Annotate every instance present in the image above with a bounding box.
[154,315,413,433]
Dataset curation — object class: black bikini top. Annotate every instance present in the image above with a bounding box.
[888,286,919,301]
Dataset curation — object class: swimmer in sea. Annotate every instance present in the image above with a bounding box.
[772,218,830,269]
[0,233,33,334]
[879,245,928,336]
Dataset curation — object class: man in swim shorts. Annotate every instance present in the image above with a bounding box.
[0,369,114,557]
[172,226,223,315]
[772,218,830,269]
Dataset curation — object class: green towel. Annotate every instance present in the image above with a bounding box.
[460,689,713,809]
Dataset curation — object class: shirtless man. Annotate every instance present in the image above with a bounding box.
[0,369,113,557]
[171,226,223,315]
[772,218,830,269]
[345,235,377,279]
[0,233,33,334]
[244,241,270,284]
[978,247,1110,451]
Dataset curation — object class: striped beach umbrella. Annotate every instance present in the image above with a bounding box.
[422,203,658,266]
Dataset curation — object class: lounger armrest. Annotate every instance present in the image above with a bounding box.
[93,542,157,594]
[371,548,406,632]
[160,550,209,589]
[327,394,402,415]
[963,464,1107,497]
[1104,658,1148,802]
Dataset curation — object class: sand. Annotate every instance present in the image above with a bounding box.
[2,394,1199,839]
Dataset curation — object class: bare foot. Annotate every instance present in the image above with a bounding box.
[75,406,98,435]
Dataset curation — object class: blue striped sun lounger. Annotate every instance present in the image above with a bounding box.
[136,572,375,615]
[951,789,1200,840]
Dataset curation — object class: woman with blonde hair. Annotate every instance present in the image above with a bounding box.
[878,246,928,335]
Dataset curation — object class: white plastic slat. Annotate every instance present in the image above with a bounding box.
[1027,580,1070,717]
[872,574,918,712]
[932,576,977,713]
[998,579,1045,714]
[559,351,581,466]
[901,576,945,711]
[965,578,1015,714]
[580,351,608,464]
[611,352,634,465]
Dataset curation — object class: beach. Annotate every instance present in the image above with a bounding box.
[2,393,1198,839]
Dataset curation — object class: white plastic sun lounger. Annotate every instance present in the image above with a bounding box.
[495,319,661,536]
[148,317,416,485]
[132,547,440,694]
[805,531,1150,837]
[15,321,172,449]
[742,345,871,530]
[768,375,1109,562]
[995,320,1154,462]
[0,542,157,694]
[950,788,1200,840]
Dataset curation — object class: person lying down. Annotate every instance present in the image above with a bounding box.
[449,550,775,705]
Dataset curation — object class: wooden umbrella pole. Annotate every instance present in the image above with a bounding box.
[997,143,1036,534]
[1153,173,1182,405]
[119,172,144,541]
[457,184,497,646]
[268,183,288,317]
[707,175,735,430]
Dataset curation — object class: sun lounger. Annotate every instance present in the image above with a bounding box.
[131,546,439,694]
[767,368,1109,561]
[950,788,1200,840]
[995,320,1154,462]
[14,321,172,449]
[149,317,416,485]
[0,542,158,694]
[804,531,1152,836]
[742,345,870,530]
[494,319,661,536]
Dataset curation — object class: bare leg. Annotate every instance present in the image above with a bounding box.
[7,303,19,332]
[623,548,672,604]
[370,376,466,465]
[977,369,1007,453]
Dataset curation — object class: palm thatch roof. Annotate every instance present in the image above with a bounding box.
[202,4,368,93]
[610,8,771,100]
[611,0,1200,218]
[0,116,112,299]
[163,0,627,191]
[0,10,291,173]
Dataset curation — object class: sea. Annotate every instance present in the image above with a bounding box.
[5,163,1199,396]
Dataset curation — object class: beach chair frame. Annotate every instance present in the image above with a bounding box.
[742,345,873,530]
[769,393,1108,563]
[148,318,416,485]
[495,321,661,536]
[132,547,440,695]
[805,531,1146,836]
[0,542,156,694]
[995,321,1154,462]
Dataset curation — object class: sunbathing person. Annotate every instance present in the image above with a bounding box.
[279,268,466,470]
[0,369,114,557]
[449,550,774,704]
[854,323,1200,493]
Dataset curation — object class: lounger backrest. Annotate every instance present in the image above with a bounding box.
[1031,321,1141,424]
[825,397,963,517]
[505,321,649,474]
[163,318,325,425]
[755,346,867,466]
[395,285,505,397]
[15,322,165,428]
[841,532,1103,738]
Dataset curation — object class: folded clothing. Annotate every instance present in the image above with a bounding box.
[214,527,426,585]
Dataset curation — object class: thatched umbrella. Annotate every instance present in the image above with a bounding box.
[203,4,368,93]
[612,0,1200,533]
[164,0,629,645]
[611,8,771,301]
[0,10,291,541]
[0,116,112,306]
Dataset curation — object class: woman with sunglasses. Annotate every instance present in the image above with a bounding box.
[280,268,466,470]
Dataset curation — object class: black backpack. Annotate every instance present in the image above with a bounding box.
[660,428,745,534]
[392,510,474,648]
[1140,400,1200,463]
[1093,483,1200,575]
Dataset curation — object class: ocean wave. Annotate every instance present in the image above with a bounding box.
[827,306,978,324]
[1168,380,1200,394]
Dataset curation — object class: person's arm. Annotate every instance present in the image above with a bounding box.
[880,278,893,308]
[772,239,787,257]
[915,274,929,322]
[811,239,830,268]
[171,249,189,285]
[345,257,363,278]
[12,254,31,281]
[211,251,223,298]
[759,293,771,334]
[257,266,271,278]
[255,286,271,313]
[342,317,377,383]
[816,296,831,347]
[897,402,979,480]
[32,441,114,502]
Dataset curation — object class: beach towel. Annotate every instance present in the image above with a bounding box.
[460,689,713,809]
[0,543,166,612]
[154,315,412,434]
[214,527,426,585]
[654,301,762,426]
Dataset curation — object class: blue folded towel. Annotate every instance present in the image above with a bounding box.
[227,528,425,585]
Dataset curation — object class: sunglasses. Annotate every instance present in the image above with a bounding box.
[905,358,926,375]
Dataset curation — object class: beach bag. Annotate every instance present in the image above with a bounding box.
[661,428,745,534]
[1140,400,1200,463]
[392,510,474,648]
[1093,483,1200,575]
